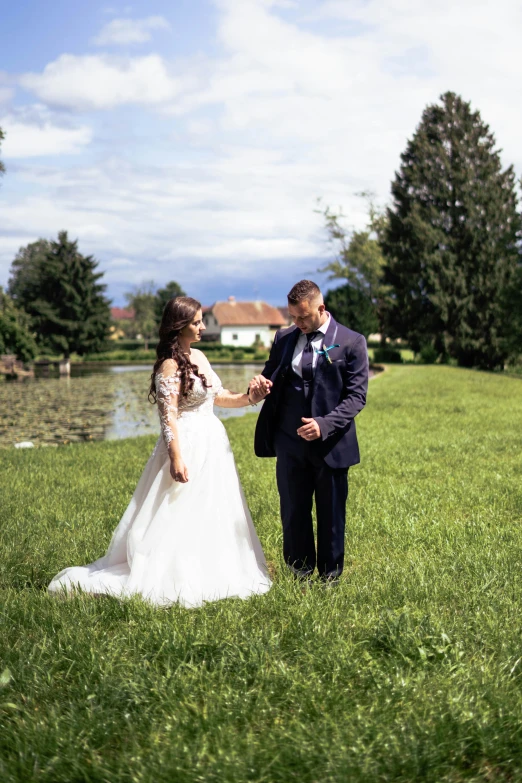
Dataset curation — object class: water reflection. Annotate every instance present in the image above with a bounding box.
[0,364,263,448]
[71,364,152,376]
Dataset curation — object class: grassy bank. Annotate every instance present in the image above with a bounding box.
[76,348,412,364]
[36,344,414,366]
[76,357,268,366]
[80,343,270,364]
[1,366,522,782]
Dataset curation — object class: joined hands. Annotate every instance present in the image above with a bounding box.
[248,375,273,404]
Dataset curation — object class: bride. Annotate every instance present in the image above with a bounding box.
[48,296,272,608]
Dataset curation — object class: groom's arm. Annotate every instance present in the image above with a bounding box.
[247,329,283,398]
[260,329,283,382]
[314,334,369,440]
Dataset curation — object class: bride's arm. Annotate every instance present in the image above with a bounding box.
[202,356,267,408]
[156,359,189,482]
[214,388,257,408]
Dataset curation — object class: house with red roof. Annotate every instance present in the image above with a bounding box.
[109,306,136,340]
[203,297,287,347]
[110,307,135,321]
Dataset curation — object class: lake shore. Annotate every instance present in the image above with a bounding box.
[1,363,383,449]
[74,359,268,367]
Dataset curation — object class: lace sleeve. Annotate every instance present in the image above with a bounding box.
[156,362,181,446]
[210,368,224,399]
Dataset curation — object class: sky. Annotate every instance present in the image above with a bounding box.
[1,0,521,307]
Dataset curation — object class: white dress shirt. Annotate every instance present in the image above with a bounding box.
[291,314,331,378]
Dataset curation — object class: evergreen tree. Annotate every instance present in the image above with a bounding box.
[324,283,378,338]
[0,287,38,362]
[501,255,522,365]
[7,239,52,304]
[382,92,522,369]
[155,280,186,323]
[9,232,111,357]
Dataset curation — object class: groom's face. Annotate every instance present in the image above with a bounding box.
[288,296,326,334]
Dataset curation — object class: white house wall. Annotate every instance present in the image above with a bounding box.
[220,326,271,347]
[203,312,220,338]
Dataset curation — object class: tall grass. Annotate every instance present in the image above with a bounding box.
[1,366,522,782]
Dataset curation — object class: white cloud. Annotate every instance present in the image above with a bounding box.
[0,109,92,158]
[0,87,14,105]
[0,72,14,106]
[20,54,182,110]
[0,151,324,295]
[175,0,522,193]
[93,16,171,46]
[106,257,137,268]
[2,0,522,303]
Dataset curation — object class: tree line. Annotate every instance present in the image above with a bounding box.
[1,91,521,370]
[0,129,185,361]
[322,92,522,371]
[116,281,186,350]
[0,231,184,360]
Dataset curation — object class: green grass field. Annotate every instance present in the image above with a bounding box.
[1,366,522,782]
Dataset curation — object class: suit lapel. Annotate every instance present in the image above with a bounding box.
[314,317,338,382]
[280,326,301,371]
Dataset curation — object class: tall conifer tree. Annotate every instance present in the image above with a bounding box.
[10,231,111,357]
[154,280,186,323]
[382,92,522,369]
[8,239,52,304]
[324,284,378,339]
[0,287,37,362]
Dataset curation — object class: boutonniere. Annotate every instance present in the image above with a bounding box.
[315,344,340,364]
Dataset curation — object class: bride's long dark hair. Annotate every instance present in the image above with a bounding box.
[148,296,209,404]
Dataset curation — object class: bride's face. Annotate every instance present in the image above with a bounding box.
[180,309,206,343]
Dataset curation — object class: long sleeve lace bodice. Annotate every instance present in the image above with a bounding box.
[155,360,182,446]
[155,361,224,446]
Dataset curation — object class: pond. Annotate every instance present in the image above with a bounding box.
[0,364,263,449]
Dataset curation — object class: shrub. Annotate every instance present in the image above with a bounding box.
[373,346,403,364]
[108,340,145,352]
[418,344,439,364]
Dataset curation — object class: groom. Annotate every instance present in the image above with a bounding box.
[250,280,368,582]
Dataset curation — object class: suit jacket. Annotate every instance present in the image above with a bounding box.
[254,317,368,469]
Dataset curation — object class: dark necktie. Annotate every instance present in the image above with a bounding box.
[301,332,318,383]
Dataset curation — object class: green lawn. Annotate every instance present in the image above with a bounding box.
[1,366,522,782]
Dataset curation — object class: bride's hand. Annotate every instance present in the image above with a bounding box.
[249,375,272,403]
[170,458,189,483]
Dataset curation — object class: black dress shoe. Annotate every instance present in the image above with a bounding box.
[319,576,341,588]
[287,565,314,582]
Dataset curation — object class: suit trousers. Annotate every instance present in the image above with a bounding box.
[274,429,348,579]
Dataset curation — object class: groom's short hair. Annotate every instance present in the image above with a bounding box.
[287,279,321,305]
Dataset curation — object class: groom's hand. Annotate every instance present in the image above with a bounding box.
[248,375,272,404]
[297,417,321,441]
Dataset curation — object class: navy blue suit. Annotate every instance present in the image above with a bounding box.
[255,317,368,578]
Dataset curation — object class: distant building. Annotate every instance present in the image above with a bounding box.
[109,306,136,340]
[203,297,287,347]
[111,307,135,321]
[277,306,293,327]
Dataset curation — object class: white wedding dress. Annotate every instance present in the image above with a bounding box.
[48,361,272,608]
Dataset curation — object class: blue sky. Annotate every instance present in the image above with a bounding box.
[1,0,521,306]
